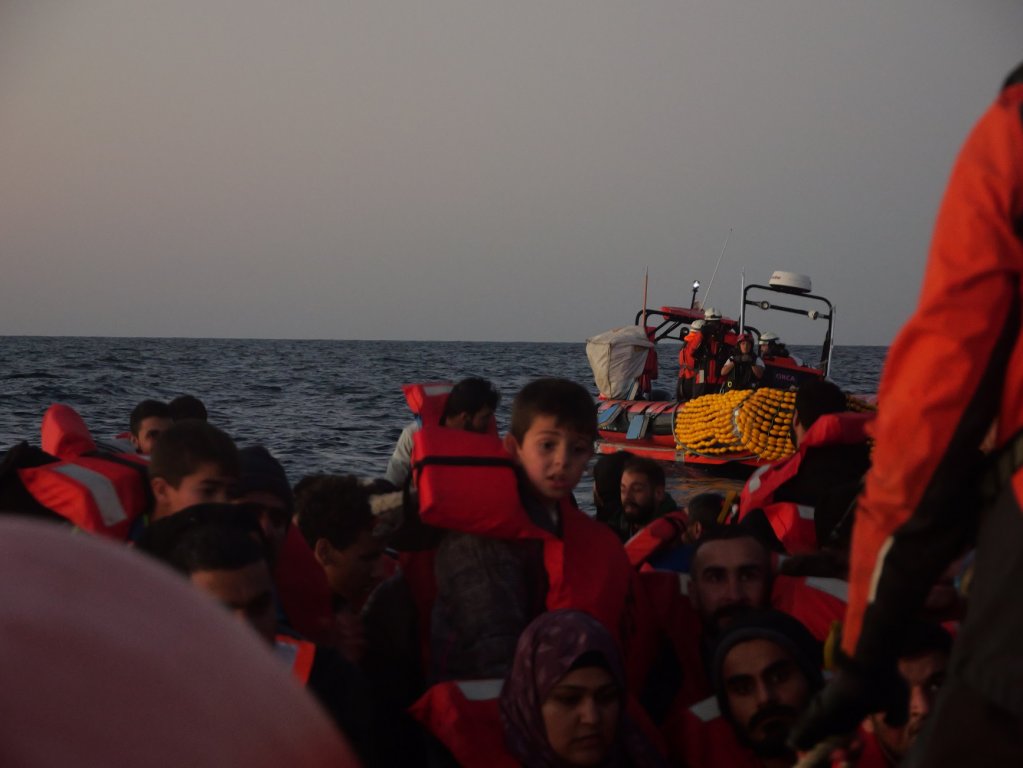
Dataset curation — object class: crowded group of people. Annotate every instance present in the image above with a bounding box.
[676,309,795,401]
[1,60,1020,768]
[0,374,959,767]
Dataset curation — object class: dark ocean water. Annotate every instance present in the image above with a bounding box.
[0,337,886,510]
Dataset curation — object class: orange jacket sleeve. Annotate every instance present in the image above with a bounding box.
[843,69,1023,660]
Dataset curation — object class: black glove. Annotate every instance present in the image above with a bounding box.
[789,654,907,754]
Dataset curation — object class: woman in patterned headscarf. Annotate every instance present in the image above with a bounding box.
[499,610,666,768]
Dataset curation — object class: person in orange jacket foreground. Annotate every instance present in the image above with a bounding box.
[791,61,1023,765]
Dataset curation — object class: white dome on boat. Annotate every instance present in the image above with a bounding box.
[768,271,812,293]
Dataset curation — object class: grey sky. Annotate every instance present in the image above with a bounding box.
[1,2,1020,344]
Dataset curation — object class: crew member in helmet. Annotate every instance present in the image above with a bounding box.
[677,319,705,401]
[758,332,791,360]
[692,308,730,398]
[720,333,764,391]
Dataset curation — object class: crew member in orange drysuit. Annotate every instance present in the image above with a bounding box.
[792,62,1023,765]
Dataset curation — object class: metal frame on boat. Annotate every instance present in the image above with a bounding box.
[593,270,835,470]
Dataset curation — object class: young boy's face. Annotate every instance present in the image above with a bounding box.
[507,414,593,504]
[151,461,236,519]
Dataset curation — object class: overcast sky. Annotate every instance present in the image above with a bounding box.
[1,2,1020,344]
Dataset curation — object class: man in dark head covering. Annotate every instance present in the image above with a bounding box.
[713,609,823,764]
[232,445,293,559]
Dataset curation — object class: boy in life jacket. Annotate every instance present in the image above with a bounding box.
[129,399,173,455]
[142,510,386,766]
[430,378,633,681]
[294,474,390,662]
[147,419,240,524]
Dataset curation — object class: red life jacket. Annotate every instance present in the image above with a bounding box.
[411,423,633,650]
[624,510,689,568]
[739,412,874,554]
[411,679,667,768]
[19,405,150,539]
[275,634,317,685]
[402,381,453,430]
[665,695,762,768]
[679,331,702,381]
[771,574,848,643]
[272,525,335,645]
[409,679,518,768]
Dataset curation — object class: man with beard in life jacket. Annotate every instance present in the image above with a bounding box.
[670,609,824,768]
[605,456,678,542]
[384,377,500,488]
[721,332,766,392]
[738,379,873,555]
[848,621,952,767]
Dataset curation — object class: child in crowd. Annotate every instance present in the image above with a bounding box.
[128,398,173,455]
[430,378,634,682]
[147,420,239,523]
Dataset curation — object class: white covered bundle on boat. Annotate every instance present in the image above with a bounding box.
[586,326,654,399]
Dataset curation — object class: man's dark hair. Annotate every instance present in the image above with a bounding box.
[621,456,666,490]
[130,399,171,436]
[509,378,597,442]
[294,474,375,551]
[687,492,727,528]
[900,620,953,659]
[691,523,773,569]
[168,522,268,576]
[592,451,633,520]
[442,378,500,423]
[794,379,847,430]
[148,420,239,487]
[169,395,208,422]
[136,502,267,568]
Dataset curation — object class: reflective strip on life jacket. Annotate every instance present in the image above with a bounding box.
[51,464,127,526]
[275,636,316,685]
[455,679,503,701]
[409,681,517,768]
[18,455,147,539]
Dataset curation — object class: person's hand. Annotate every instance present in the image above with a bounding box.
[789,656,906,759]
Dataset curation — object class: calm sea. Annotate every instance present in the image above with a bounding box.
[0,337,886,510]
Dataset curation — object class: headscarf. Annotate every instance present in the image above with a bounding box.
[499,609,666,768]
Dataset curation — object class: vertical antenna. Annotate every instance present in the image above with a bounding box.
[642,268,649,328]
[702,228,732,308]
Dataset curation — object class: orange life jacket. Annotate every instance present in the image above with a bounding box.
[664,695,762,768]
[739,412,873,554]
[409,679,518,768]
[273,525,335,645]
[771,574,848,644]
[624,510,689,568]
[402,381,453,430]
[19,405,150,539]
[275,634,317,685]
[679,331,702,380]
[410,678,667,768]
[412,422,632,642]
